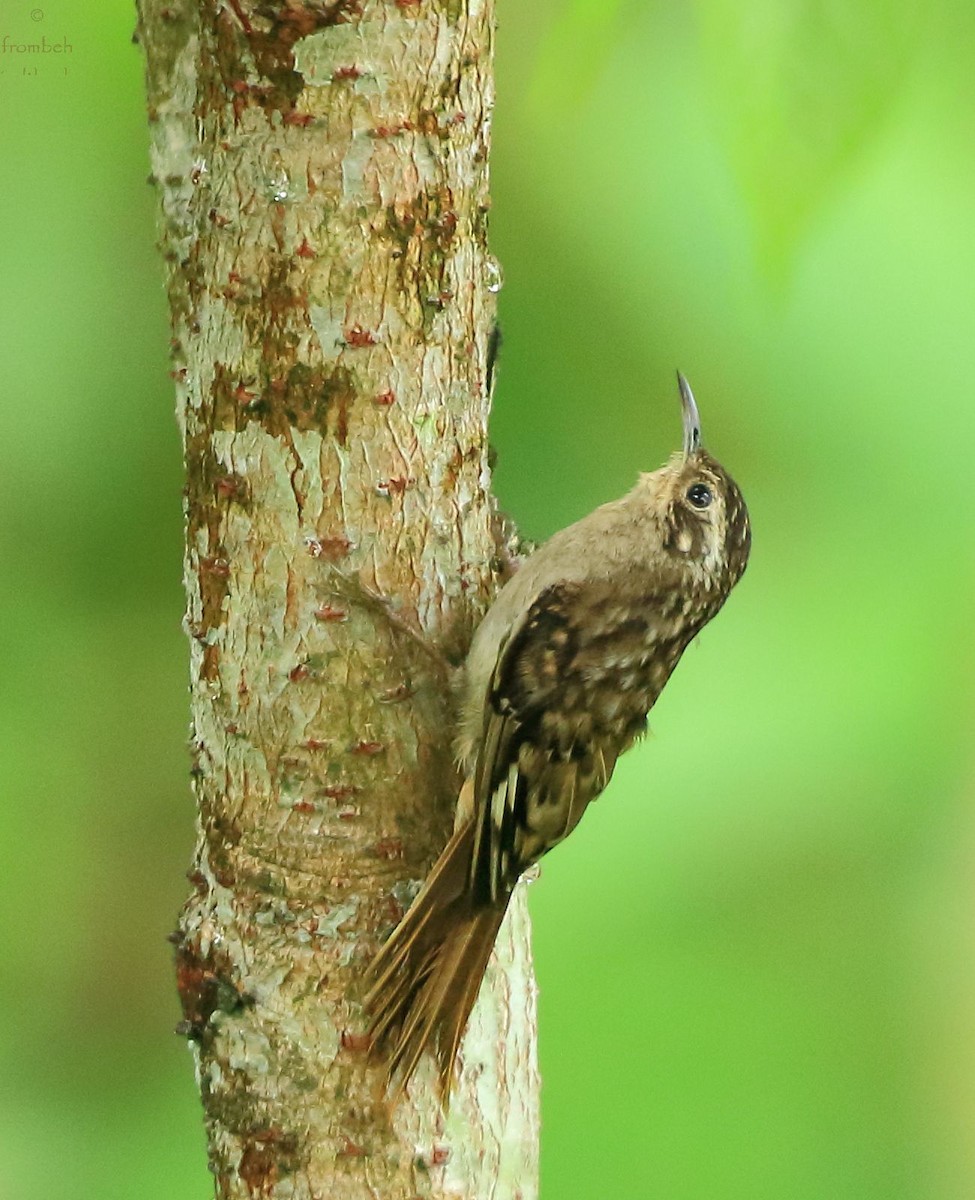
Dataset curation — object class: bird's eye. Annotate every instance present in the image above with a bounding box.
[686,482,712,509]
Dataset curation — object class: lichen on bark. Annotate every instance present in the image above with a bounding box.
[138,1,539,1196]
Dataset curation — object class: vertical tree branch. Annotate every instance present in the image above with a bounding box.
[137,1,539,1195]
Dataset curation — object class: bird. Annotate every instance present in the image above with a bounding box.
[365,372,751,1099]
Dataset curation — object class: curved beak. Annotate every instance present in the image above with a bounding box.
[677,370,701,457]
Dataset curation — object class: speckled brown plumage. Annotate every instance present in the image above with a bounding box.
[366,375,751,1099]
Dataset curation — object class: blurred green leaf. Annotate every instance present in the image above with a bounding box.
[693,0,928,273]
[527,0,630,112]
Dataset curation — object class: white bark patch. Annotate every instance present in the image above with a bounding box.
[307,303,349,354]
[147,36,200,274]
[341,129,377,202]
[293,17,414,92]
[316,899,360,938]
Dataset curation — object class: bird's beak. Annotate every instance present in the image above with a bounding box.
[677,371,702,458]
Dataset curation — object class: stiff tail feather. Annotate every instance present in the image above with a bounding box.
[365,818,509,1098]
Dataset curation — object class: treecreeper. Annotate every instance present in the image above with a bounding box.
[365,373,751,1099]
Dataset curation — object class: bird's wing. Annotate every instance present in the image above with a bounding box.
[469,581,582,902]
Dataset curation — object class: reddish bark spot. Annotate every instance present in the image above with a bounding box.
[289,664,309,682]
[282,110,314,127]
[344,324,377,348]
[238,1127,300,1198]
[429,1146,450,1167]
[174,941,244,1039]
[321,783,359,801]
[375,476,409,498]
[301,737,330,750]
[373,389,396,407]
[215,474,246,500]
[295,236,315,258]
[291,800,317,814]
[372,838,405,860]
[200,556,231,578]
[371,119,415,138]
[169,367,188,382]
[314,604,347,622]
[232,382,258,405]
[352,741,384,757]
[332,64,362,80]
[340,1029,371,1052]
[305,535,351,559]
[186,868,207,891]
[337,1136,367,1158]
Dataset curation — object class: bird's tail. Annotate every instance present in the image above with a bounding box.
[365,818,508,1098]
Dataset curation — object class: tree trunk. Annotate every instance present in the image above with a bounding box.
[137,2,540,1196]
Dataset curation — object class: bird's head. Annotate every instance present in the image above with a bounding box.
[641,373,751,593]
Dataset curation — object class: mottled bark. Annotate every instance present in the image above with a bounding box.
[137,1,539,1196]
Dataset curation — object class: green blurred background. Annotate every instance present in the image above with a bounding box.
[2,2,974,1197]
